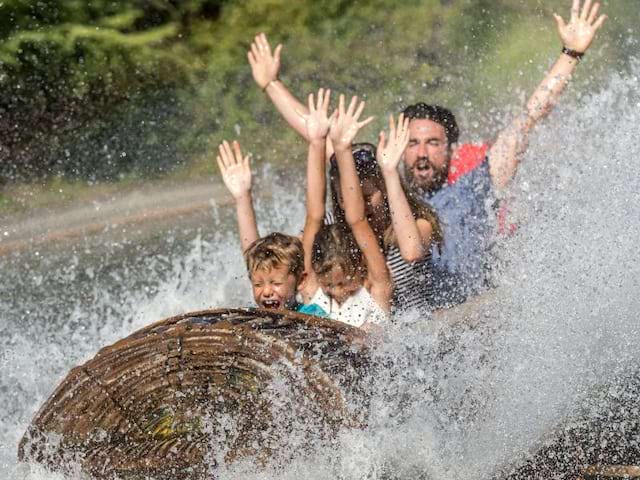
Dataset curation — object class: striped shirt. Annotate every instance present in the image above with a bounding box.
[386,245,435,315]
[325,211,436,315]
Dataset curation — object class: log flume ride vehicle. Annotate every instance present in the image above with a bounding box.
[18,308,370,479]
[18,303,640,479]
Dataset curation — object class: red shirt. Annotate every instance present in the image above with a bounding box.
[447,143,489,185]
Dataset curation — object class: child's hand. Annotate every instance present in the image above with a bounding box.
[329,94,374,152]
[247,33,282,90]
[217,140,252,199]
[377,113,410,176]
[298,88,332,144]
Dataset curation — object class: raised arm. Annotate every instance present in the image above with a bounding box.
[248,33,336,161]
[216,140,258,252]
[330,95,392,311]
[299,89,332,299]
[377,113,433,263]
[489,0,607,189]
[248,33,308,138]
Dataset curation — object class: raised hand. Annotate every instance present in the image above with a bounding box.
[217,140,252,199]
[554,0,607,54]
[247,33,282,90]
[329,94,374,152]
[298,88,332,143]
[377,113,410,176]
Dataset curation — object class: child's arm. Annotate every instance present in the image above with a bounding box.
[329,95,392,312]
[377,113,433,262]
[299,89,332,302]
[248,33,335,161]
[216,140,258,252]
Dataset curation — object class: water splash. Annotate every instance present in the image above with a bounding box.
[2,63,640,479]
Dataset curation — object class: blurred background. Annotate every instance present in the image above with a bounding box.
[0,0,637,213]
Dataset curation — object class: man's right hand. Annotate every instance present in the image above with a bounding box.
[247,33,283,90]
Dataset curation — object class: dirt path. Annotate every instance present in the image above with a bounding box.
[0,180,231,256]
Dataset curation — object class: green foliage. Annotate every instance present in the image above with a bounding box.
[0,0,636,184]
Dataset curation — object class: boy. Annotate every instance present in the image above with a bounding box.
[217,141,326,316]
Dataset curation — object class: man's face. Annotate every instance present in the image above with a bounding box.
[403,119,451,194]
[250,265,299,310]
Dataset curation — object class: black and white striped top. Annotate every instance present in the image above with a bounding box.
[385,245,435,315]
[325,211,435,315]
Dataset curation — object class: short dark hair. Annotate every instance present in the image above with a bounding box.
[402,103,459,145]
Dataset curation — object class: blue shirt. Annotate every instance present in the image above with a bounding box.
[422,159,495,307]
[296,303,329,318]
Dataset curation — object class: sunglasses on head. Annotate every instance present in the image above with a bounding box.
[330,143,377,169]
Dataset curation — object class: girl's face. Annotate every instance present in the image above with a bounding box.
[335,178,388,236]
[317,264,363,306]
[361,179,387,232]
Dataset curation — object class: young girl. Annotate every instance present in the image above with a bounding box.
[325,114,442,315]
[298,90,392,329]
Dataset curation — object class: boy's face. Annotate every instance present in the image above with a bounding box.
[250,264,299,310]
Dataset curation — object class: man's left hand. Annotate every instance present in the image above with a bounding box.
[554,0,607,54]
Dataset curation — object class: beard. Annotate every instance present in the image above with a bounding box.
[401,156,449,196]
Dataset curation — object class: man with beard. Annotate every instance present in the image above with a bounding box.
[398,103,492,306]
[247,0,607,307]
[398,0,606,306]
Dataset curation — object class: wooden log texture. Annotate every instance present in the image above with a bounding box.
[18,308,370,479]
[581,464,640,479]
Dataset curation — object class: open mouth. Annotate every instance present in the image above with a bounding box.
[261,299,282,309]
[415,158,431,173]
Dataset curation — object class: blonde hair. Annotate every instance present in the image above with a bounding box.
[244,233,305,280]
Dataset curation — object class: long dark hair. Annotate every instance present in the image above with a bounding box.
[329,143,443,250]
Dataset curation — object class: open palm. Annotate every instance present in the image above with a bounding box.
[247,33,282,90]
[554,0,607,53]
[300,88,332,142]
[329,95,374,151]
[217,140,252,199]
[377,113,410,175]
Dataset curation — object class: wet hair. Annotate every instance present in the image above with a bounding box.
[311,223,364,280]
[329,143,387,227]
[402,103,459,146]
[244,233,305,280]
[329,143,443,249]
